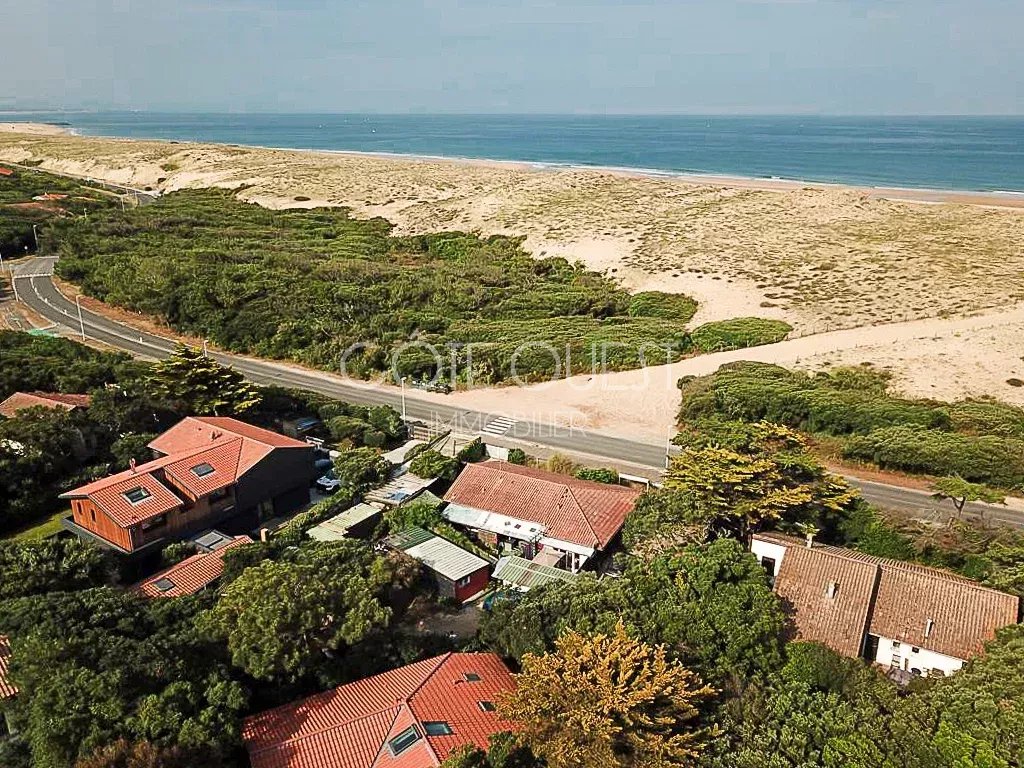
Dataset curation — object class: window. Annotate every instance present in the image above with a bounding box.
[90,508,96,522]
[759,556,777,585]
[387,726,421,756]
[457,575,472,587]
[123,486,152,504]
[891,640,901,648]
[210,487,230,502]
[154,578,176,593]
[911,647,920,653]
[422,722,453,736]
[463,672,481,682]
[191,462,215,478]
[478,701,496,712]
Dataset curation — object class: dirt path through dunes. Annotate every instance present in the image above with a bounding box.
[413,303,1024,443]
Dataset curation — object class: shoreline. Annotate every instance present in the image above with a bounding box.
[2,120,1022,209]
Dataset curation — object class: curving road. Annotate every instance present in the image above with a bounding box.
[10,256,1023,528]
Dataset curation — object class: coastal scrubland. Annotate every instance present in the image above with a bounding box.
[47,185,786,382]
[678,361,1024,489]
[3,130,1024,335]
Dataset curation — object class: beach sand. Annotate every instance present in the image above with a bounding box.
[2,122,1023,441]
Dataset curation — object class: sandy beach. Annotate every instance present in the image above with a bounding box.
[2,121,1024,441]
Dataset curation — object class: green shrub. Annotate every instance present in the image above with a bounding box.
[574,467,619,484]
[507,448,528,465]
[948,399,1024,438]
[627,291,698,321]
[334,447,392,492]
[409,449,459,481]
[843,426,1024,488]
[456,438,487,463]
[689,318,792,352]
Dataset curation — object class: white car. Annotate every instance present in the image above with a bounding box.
[315,470,341,494]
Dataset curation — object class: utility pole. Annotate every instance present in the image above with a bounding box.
[32,224,39,251]
[76,294,86,340]
[400,376,408,422]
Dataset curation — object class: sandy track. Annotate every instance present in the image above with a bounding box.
[417,303,1024,442]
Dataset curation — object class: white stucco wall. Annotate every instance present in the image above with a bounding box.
[751,538,788,580]
[872,636,965,677]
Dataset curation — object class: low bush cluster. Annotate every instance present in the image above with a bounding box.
[678,361,1024,487]
[688,317,792,352]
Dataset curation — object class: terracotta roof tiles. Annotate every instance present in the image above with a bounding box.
[0,635,16,700]
[0,391,92,418]
[134,536,252,598]
[443,461,639,549]
[243,653,516,768]
[149,416,308,477]
[754,532,1020,662]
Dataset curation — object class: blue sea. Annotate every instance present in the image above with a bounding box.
[7,112,1024,192]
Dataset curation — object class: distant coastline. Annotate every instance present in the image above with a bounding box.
[2,111,1022,194]
[4,119,1021,210]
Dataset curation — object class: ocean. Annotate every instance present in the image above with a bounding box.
[8,112,1024,193]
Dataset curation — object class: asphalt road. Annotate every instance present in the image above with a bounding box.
[11,257,1022,528]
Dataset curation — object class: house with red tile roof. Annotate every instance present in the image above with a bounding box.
[442,461,640,572]
[752,531,1020,678]
[242,652,517,768]
[0,391,92,419]
[0,635,16,736]
[134,532,252,598]
[60,417,314,556]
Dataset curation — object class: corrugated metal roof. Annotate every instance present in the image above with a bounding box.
[493,555,577,590]
[307,503,384,542]
[385,527,490,581]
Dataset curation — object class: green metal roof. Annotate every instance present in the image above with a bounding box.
[492,555,577,590]
[383,526,435,551]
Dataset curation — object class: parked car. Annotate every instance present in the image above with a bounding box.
[315,470,342,494]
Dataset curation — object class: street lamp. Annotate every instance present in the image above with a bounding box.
[75,294,86,340]
[32,224,39,251]
[400,376,408,422]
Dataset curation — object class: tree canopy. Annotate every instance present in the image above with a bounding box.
[665,422,858,539]
[149,345,261,416]
[197,541,395,681]
[501,622,715,768]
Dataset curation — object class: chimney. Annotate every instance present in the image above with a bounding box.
[805,532,815,548]
[259,527,269,543]
[129,458,137,473]
[925,618,934,638]
[211,430,222,441]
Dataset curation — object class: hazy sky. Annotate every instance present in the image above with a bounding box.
[2,0,1020,114]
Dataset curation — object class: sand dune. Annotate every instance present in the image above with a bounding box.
[2,124,1023,436]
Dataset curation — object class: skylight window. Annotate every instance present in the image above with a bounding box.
[191,462,215,478]
[478,701,496,712]
[154,578,176,593]
[123,486,152,504]
[463,672,481,682]
[422,722,453,736]
[387,725,421,756]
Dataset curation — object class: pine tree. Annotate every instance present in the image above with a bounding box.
[149,344,261,416]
